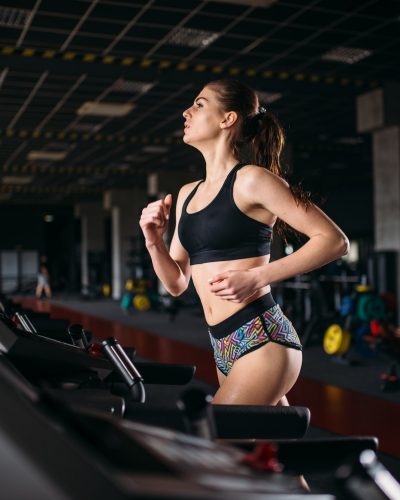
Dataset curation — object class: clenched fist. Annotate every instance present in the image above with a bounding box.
[139,194,172,246]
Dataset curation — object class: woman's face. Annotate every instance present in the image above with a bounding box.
[182,86,227,146]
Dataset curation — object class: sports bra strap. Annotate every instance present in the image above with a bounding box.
[181,180,204,212]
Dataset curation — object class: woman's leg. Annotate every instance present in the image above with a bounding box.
[212,342,302,405]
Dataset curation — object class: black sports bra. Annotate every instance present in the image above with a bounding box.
[178,163,272,265]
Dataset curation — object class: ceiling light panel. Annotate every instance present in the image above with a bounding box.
[27,151,67,161]
[321,47,372,64]
[76,102,135,117]
[2,176,33,185]
[167,28,219,48]
[112,79,156,94]
[0,6,30,28]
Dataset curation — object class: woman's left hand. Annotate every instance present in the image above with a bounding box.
[208,269,261,303]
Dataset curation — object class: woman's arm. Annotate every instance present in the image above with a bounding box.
[209,166,349,301]
[140,185,194,297]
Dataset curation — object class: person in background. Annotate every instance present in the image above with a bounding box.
[36,264,52,299]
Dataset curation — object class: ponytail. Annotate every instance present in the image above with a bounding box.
[243,107,284,177]
[207,79,312,242]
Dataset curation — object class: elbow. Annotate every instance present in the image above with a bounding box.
[168,281,189,297]
[337,234,350,258]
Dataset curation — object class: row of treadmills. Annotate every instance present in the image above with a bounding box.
[0,294,398,500]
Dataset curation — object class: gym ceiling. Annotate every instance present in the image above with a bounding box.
[0,0,399,204]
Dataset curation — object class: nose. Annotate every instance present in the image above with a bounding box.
[182,107,191,119]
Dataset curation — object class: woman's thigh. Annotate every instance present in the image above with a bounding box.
[212,342,302,405]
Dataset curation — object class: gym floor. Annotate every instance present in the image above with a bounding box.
[14,295,400,485]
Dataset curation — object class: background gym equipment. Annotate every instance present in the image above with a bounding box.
[322,283,399,361]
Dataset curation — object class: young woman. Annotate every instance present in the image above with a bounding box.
[139,79,349,406]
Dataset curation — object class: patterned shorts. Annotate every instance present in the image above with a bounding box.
[208,294,302,376]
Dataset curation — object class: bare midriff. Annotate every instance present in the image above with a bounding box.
[191,254,271,326]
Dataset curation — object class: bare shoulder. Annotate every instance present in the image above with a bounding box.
[175,180,202,207]
[236,164,289,191]
[179,179,202,195]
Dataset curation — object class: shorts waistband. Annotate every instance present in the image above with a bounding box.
[208,293,276,339]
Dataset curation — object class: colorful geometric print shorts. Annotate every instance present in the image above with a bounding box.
[208,293,302,376]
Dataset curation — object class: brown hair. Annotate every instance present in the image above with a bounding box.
[206,79,311,241]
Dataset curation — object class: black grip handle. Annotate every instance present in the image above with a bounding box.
[101,337,145,403]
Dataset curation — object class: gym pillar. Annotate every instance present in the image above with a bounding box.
[104,188,147,300]
[357,83,400,323]
[74,202,105,295]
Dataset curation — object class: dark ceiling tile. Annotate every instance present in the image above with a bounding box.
[200,2,249,17]
[40,0,90,16]
[311,30,356,47]
[271,25,316,42]
[0,27,20,44]
[247,4,303,24]
[370,22,400,39]
[68,35,115,50]
[186,13,238,32]
[154,0,199,9]
[358,0,400,19]
[32,13,79,31]
[23,30,69,47]
[79,19,127,36]
[137,7,190,26]
[126,25,171,41]
[90,3,143,21]
[228,20,272,37]
[210,35,254,52]
[335,15,385,33]
[294,9,344,28]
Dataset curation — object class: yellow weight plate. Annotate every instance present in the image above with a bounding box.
[125,279,134,291]
[102,284,111,297]
[133,293,151,311]
[323,324,351,355]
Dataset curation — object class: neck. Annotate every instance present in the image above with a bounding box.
[197,140,238,183]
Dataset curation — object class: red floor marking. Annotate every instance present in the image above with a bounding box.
[15,297,400,458]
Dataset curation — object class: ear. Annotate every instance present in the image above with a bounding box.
[220,111,238,129]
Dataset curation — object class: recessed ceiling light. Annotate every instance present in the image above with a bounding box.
[0,7,30,28]
[142,146,169,154]
[77,102,135,117]
[27,150,67,161]
[257,91,282,104]
[2,176,33,185]
[321,47,372,64]
[168,28,219,48]
[112,79,155,94]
